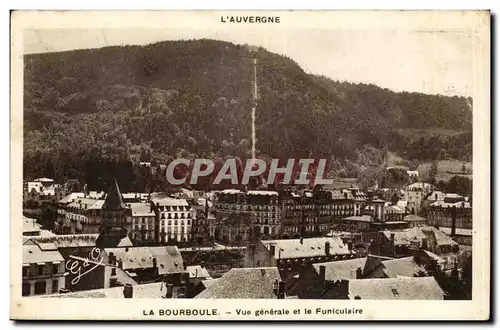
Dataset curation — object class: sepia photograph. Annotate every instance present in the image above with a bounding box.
[10,10,490,320]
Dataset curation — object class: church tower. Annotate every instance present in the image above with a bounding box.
[96,178,128,249]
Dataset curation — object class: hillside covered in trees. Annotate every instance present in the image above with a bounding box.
[23,39,473,191]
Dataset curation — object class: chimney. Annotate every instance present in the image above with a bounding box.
[451,206,457,237]
[300,237,304,245]
[319,265,326,282]
[109,252,116,265]
[325,241,330,256]
[118,260,123,269]
[269,244,276,258]
[356,267,363,279]
[153,257,157,269]
[344,192,348,200]
[123,283,133,298]
[390,233,395,255]
[278,281,286,299]
[299,262,307,280]
[166,283,173,298]
[421,237,428,251]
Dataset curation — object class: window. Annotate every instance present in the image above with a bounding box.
[391,288,399,296]
[187,220,191,225]
[22,266,29,277]
[37,265,44,276]
[34,281,46,295]
[52,279,59,293]
[52,263,59,275]
[111,268,117,276]
[22,283,30,296]
[167,220,171,226]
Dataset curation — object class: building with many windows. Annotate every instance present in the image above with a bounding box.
[151,195,193,243]
[22,242,67,296]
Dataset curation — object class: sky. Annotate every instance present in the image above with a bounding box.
[24,28,474,97]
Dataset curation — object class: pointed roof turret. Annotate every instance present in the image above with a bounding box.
[102,178,126,210]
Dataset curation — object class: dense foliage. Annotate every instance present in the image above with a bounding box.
[23,39,473,191]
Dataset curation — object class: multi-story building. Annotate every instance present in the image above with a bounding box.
[213,189,282,241]
[151,195,193,243]
[23,178,65,207]
[405,182,434,215]
[426,195,472,230]
[128,202,156,244]
[22,243,67,296]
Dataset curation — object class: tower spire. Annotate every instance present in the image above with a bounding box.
[96,178,128,249]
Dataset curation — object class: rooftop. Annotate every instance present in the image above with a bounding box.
[379,256,427,278]
[262,237,351,260]
[313,258,368,281]
[348,277,444,300]
[45,282,167,298]
[128,202,155,217]
[23,243,64,265]
[195,267,281,299]
[22,216,41,234]
[186,265,212,280]
[25,234,133,249]
[343,215,372,222]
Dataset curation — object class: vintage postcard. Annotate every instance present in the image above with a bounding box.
[10,10,490,320]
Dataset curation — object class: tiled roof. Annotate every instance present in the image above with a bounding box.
[348,277,444,300]
[186,265,212,279]
[25,234,133,249]
[128,202,155,217]
[420,226,458,247]
[262,237,351,260]
[67,198,103,210]
[23,244,64,265]
[403,215,427,222]
[152,196,189,206]
[105,246,184,275]
[380,257,427,278]
[343,215,372,222]
[430,200,471,209]
[105,247,153,269]
[382,227,428,247]
[195,267,281,299]
[312,258,368,281]
[45,282,167,298]
[201,278,219,289]
[59,193,85,204]
[22,216,41,234]
[148,246,184,275]
[439,227,473,236]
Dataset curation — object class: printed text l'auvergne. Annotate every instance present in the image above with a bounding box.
[221,16,280,24]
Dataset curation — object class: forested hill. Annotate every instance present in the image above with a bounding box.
[23,39,472,191]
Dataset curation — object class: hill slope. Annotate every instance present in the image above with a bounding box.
[23,39,472,190]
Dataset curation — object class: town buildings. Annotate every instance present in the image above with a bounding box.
[244,237,355,270]
[23,178,66,207]
[151,195,194,243]
[404,182,434,215]
[22,242,67,296]
[194,267,286,299]
[348,277,444,300]
[426,194,472,230]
